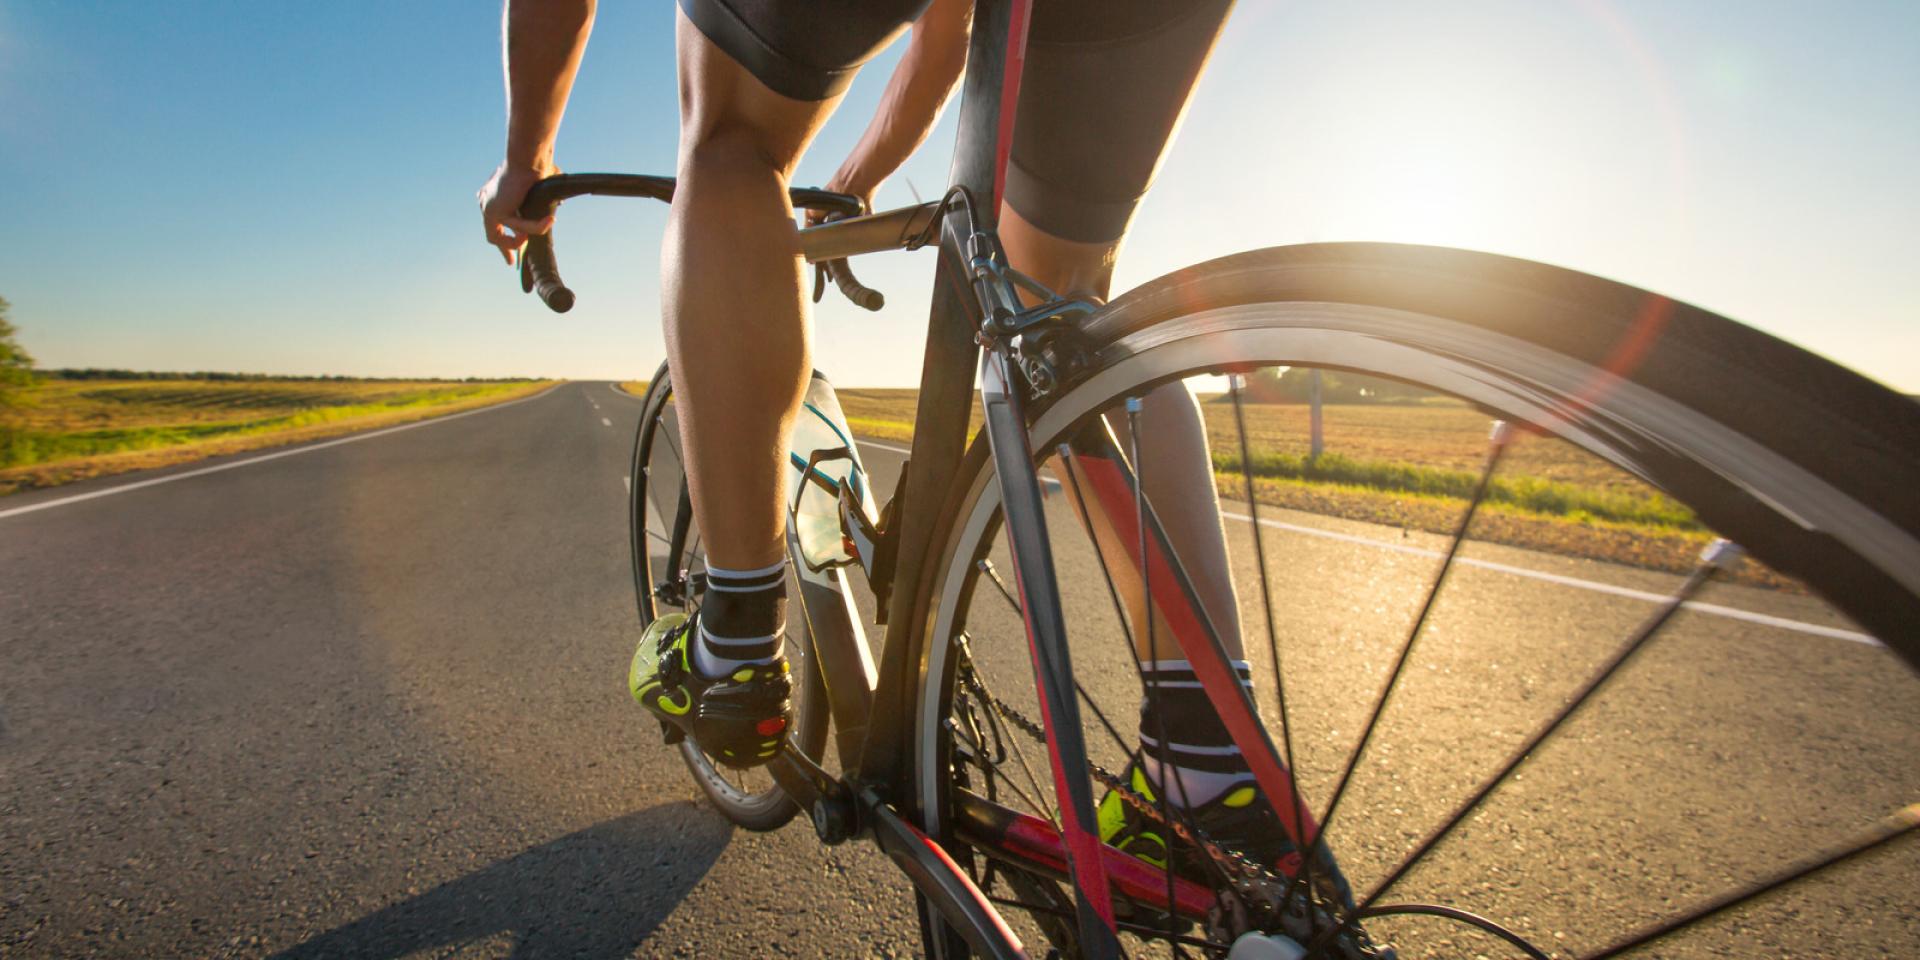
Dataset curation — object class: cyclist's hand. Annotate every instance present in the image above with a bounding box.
[478,162,557,266]
[808,169,874,228]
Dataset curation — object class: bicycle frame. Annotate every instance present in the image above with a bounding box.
[526,1,1321,953]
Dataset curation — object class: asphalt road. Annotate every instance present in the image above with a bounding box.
[4,381,1915,959]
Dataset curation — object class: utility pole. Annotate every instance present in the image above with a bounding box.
[1309,368,1324,462]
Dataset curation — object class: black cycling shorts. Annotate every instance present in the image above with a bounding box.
[682,0,1234,243]
[1008,1,1234,243]
[678,0,931,102]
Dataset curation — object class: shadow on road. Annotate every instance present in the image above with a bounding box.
[273,803,729,959]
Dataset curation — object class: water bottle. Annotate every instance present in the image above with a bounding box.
[787,373,877,569]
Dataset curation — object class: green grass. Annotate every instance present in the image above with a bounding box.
[1211,448,1698,529]
[0,379,538,470]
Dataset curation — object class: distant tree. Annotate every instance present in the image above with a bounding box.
[0,296,37,404]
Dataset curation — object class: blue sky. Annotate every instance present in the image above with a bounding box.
[2,1,1915,389]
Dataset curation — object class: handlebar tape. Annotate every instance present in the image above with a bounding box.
[520,233,575,314]
[830,259,885,312]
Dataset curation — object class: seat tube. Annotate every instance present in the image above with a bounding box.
[865,0,1033,791]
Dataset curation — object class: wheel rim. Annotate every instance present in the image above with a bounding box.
[917,305,1919,956]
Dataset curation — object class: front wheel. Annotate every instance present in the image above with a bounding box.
[629,366,830,831]
[910,244,1920,957]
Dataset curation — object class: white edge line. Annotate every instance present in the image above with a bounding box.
[843,436,1874,647]
[0,386,561,521]
[623,475,632,492]
[1215,509,1878,647]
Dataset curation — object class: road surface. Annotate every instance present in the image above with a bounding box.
[4,382,1914,958]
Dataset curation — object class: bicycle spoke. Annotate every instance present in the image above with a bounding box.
[1229,373,1319,924]
[650,407,688,517]
[1049,449,1146,684]
[968,562,1136,765]
[1579,804,1920,960]
[967,661,1060,824]
[1052,441,1241,901]
[970,558,1106,823]
[951,714,1055,818]
[1312,421,1513,847]
[659,403,684,467]
[1304,539,1745,960]
[684,530,704,620]
[644,469,675,530]
[1127,397,1191,951]
[977,559,1022,615]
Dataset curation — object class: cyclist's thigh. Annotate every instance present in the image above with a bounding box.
[677,0,930,167]
[1006,0,1235,244]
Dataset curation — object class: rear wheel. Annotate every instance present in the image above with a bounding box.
[911,244,1920,957]
[630,366,829,831]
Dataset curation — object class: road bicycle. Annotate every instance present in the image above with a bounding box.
[508,3,1920,956]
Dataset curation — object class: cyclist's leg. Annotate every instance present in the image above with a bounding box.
[665,9,841,576]
[1005,2,1347,893]
[1005,0,1241,662]
[634,3,926,766]
[1007,213,1243,666]
[665,0,925,587]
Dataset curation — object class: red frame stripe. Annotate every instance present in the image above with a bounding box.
[1072,452,1320,857]
[1012,546,1120,928]
[987,803,1218,919]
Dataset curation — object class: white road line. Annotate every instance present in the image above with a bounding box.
[601,417,612,427]
[844,436,1873,647]
[0,386,560,521]
[858,439,912,455]
[608,382,641,400]
[1215,510,1874,644]
[623,476,632,492]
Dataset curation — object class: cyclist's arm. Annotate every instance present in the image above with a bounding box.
[822,0,972,210]
[502,0,594,174]
[479,0,596,264]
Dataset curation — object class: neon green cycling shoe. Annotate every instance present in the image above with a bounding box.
[629,612,793,768]
[1097,756,1357,912]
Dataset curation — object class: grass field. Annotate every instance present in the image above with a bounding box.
[0,376,552,495]
[829,388,1791,588]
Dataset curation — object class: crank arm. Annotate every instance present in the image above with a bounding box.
[769,740,861,845]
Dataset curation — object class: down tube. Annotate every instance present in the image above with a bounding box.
[978,351,1124,958]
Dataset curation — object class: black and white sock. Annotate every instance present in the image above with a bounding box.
[1137,659,1257,808]
[691,559,787,680]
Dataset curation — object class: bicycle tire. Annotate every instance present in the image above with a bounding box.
[907,242,1920,955]
[629,366,830,832]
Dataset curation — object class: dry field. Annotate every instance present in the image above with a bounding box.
[0,376,552,495]
[826,388,1793,588]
